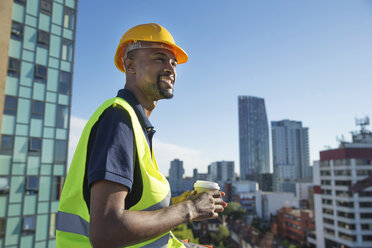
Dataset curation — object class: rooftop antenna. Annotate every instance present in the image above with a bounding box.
[355,116,370,134]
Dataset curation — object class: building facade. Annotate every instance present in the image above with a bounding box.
[168,158,185,197]
[273,207,315,247]
[0,0,77,247]
[314,121,372,248]
[255,191,298,222]
[272,120,311,194]
[238,96,270,181]
[208,160,234,183]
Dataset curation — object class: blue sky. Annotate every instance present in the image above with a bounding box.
[68,1,372,176]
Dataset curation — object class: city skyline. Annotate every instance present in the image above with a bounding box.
[68,1,372,177]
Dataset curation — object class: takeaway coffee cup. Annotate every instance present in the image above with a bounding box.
[193,180,220,193]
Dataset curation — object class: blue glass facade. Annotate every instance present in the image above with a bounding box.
[0,0,77,247]
[238,96,270,180]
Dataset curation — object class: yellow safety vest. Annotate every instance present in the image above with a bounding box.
[56,97,185,248]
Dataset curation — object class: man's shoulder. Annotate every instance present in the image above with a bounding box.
[98,104,134,128]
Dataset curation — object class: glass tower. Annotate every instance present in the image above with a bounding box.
[0,0,77,247]
[238,96,270,180]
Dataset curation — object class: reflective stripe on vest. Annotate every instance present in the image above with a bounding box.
[56,211,90,238]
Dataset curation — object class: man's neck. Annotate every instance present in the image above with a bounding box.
[124,85,157,118]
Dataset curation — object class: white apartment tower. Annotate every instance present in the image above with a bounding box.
[313,117,372,248]
[272,120,311,194]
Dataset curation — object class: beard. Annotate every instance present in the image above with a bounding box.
[156,74,174,99]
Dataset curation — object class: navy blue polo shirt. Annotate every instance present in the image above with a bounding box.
[83,89,155,210]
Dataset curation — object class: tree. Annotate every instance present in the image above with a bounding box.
[220,202,246,221]
[172,224,199,244]
[210,225,233,248]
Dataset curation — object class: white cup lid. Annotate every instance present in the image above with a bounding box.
[194,180,220,190]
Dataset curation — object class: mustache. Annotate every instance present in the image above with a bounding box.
[159,73,175,81]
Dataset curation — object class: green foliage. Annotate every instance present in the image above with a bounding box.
[220,202,246,221]
[281,240,289,247]
[251,217,262,231]
[210,225,233,248]
[172,224,199,244]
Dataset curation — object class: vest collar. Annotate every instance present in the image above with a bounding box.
[117,89,154,132]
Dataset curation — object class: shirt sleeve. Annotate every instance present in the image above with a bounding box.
[87,106,135,191]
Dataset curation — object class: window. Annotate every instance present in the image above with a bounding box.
[54,140,67,163]
[40,0,52,15]
[14,0,25,4]
[56,105,68,128]
[0,135,14,151]
[360,202,372,208]
[360,213,372,219]
[22,216,36,233]
[322,199,332,205]
[338,221,355,230]
[0,177,10,194]
[323,218,334,225]
[8,57,20,76]
[62,39,73,61]
[0,218,5,238]
[63,7,75,29]
[11,21,23,40]
[337,211,354,219]
[37,30,50,46]
[339,232,356,241]
[51,176,64,201]
[29,137,42,152]
[323,208,333,215]
[362,224,372,230]
[337,200,354,208]
[59,71,71,94]
[335,180,352,186]
[34,64,47,81]
[4,95,17,115]
[31,100,45,119]
[25,176,39,195]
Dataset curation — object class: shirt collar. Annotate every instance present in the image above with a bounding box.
[116,89,154,131]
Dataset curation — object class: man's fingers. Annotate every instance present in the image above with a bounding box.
[211,190,222,198]
[214,205,225,213]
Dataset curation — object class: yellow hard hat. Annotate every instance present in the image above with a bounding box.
[114,23,188,73]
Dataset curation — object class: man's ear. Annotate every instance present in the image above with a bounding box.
[124,57,136,74]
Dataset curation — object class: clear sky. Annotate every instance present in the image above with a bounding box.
[68,0,372,177]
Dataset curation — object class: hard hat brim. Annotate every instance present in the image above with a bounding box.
[114,40,188,73]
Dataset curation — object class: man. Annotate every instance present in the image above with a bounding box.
[56,23,227,248]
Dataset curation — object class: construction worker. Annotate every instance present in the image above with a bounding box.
[56,23,227,247]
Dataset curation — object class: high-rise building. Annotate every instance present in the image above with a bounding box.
[168,159,185,197]
[271,120,311,194]
[208,160,235,183]
[238,96,270,180]
[0,0,77,247]
[313,118,372,248]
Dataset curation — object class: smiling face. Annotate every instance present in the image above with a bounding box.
[127,46,178,100]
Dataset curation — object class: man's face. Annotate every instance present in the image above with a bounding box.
[131,47,177,100]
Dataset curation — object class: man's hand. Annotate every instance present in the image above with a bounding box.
[187,190,227,221]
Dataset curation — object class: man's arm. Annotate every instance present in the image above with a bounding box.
[89,180,226,248]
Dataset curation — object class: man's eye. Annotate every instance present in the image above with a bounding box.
[155,58,164,62]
